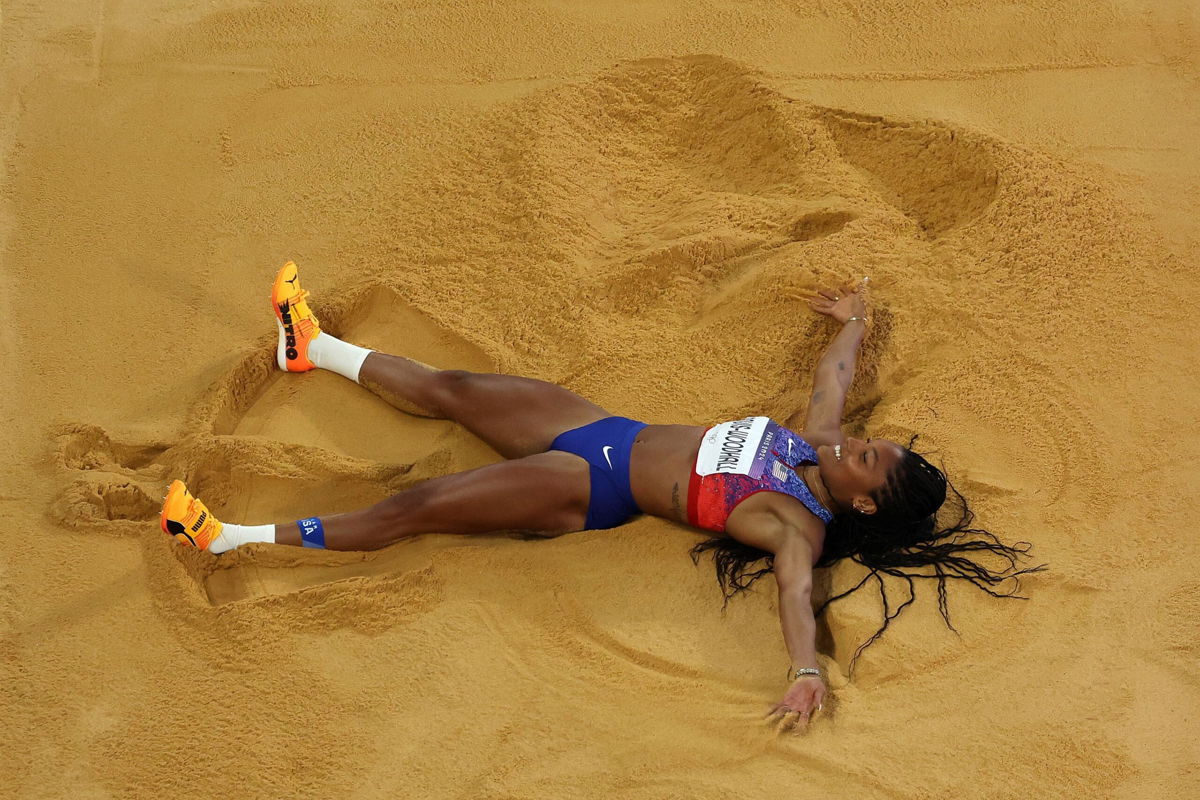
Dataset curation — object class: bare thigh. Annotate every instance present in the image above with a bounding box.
[282,449,596,549]
[387,450,593,540]
[433,371,615,459]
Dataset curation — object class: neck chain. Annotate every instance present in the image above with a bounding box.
[799,464,841,515]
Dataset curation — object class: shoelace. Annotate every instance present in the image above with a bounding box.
[289,288,311,310]
[285,289,317,336]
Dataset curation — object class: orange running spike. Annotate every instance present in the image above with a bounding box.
[160,480,224,551]
[272,260,322,372]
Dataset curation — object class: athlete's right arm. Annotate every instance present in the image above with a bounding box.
[795,280,870,437]
[801,320,867,437]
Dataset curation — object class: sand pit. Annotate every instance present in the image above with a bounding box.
[5,2,1199,798]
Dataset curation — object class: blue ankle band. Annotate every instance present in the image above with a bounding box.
[297,517,326,549]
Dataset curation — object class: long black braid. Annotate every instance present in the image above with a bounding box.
[689,434,1047,672]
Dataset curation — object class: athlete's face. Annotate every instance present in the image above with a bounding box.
[815,437,907,515]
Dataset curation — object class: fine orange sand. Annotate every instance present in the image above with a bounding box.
[4,2,1199,798]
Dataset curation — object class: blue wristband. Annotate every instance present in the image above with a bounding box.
[297,517,326,549]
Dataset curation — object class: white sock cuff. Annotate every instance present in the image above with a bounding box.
[309,333,372,383]
[211,523,276,554]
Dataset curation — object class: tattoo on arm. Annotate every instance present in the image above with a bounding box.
[811,390,825,404]
[837,361,845,371]
[671,482,682,520]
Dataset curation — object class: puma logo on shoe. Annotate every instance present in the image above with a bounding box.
[602,446,614,470]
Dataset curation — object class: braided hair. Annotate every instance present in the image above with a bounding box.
[689,434,1047,671]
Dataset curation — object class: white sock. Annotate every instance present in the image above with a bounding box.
[307,333,372,383]
[210,523,276,554]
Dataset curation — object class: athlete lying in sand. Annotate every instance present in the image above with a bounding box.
[162,262,1043,733]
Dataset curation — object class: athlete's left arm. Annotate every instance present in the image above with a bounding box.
[773,533,820,673]
[726,515,828,729]
[770,532,827,730]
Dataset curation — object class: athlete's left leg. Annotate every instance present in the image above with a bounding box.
[162,450,592,553]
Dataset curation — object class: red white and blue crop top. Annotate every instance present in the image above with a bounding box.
[687,417,834,533]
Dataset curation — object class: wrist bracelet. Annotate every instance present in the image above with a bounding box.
[789,667,821,681]
[845,316,867,324]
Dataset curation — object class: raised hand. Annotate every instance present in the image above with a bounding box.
[805,277,870,324]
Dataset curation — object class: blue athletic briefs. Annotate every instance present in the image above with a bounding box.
[549,416,649,530]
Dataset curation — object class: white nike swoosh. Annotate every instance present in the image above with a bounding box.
[602,445,614,469]
[788,439,794,457]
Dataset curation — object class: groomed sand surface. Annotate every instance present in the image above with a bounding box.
[3,2,1199,798]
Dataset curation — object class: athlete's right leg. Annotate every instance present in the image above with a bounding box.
[272,262,614,459]
[272,261,483,421]
[359,360,613,459]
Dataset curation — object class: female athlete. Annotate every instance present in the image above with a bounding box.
[161,262,1043,733]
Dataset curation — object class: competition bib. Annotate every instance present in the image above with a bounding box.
[695,416,778,478]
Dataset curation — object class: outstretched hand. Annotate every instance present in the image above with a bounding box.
[805,277,870,324]
[765,677,827,736]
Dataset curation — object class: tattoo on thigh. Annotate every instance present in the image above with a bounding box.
[671,482,682,520]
